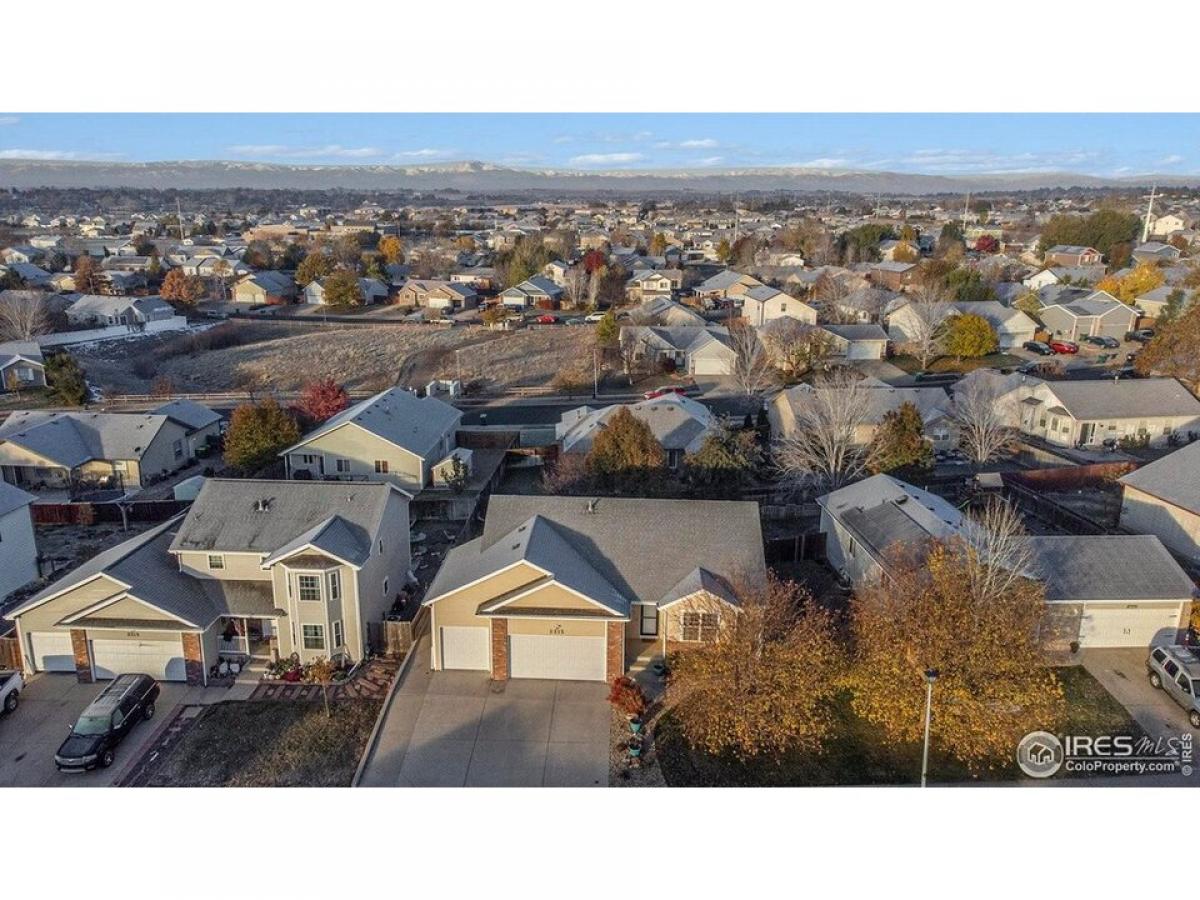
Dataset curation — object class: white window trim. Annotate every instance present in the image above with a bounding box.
[332,619,344,649]
[328,570,341,602]
[295,573,323,603]
[301,623,326,651]
[207,554,225,571]
[679,611,720,642]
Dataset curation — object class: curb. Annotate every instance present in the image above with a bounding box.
[113,702,190,787]
[351,640,423,787]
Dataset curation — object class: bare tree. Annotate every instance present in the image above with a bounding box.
[586,269,603,310]
[0,290,49,341]
[814,271,852,319]
[958,498,1035,606]
[898,283,953,369]
[774,369,877,489]
[951,372,1018,464]
[759,318,834,379]
[727,324,774,396]
[563,265,589,309]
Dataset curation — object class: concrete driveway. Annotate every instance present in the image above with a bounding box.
[359,646,610,787]
[0,674,188,787]
[1082,649,1200,744]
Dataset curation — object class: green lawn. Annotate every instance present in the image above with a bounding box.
[655,665,1142,787]
[890,353,1024,375]
[142,699,382,787]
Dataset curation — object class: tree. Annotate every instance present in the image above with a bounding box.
[223,399,301,472]
[160,268,205,306]
[305,656,335,718]
[727,323,774,397]
[321,269,364,307]
[296,377,350,424]
[0,290,48,341]
[898,285,952,369]
[973,235,1000,253]
[1095,261,1165,304]
[649,233,668,256]
[936,221,964,256]
[684,423,760,498]
[1038,208,1140,264]
[944,267,998,302]
[295,250,334,287]
[666,574,844,761]
[715,238,732,263]
[73,255,103,294]
[562,265,589,309]
[870,402,932,474]
[594,310,618,347]
[759,319,834,380]
[892,242,919,263]
[952,372,1018,463]
[377,234,405,265]
[943,312,997,359]
[1013,290,1042,320]
[582,249,607,274]
[774,369,876,489]
[45,353,88,407]
[1134,302,1200,394]
[586,406,665,488]
[1158,288,1187,327]
[845,508,1063,768]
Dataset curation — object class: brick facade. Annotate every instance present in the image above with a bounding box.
[606,621,624,681]
[69,628,92,683]
[182,632,204,686]
[490,619,508,681]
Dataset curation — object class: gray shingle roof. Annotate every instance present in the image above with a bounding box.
[1119,439,1200,515]
[1043,378,1200,421]
[152,399,222,432]
[0,411,174,468]
[1025,535,1195,602]
[0,479,35,518]
[818,474,965,562]
[282,387,461,462]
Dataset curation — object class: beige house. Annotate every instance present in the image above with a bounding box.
[282,388,462,492]
[7,479,411,684]
[0,341,46,393]
[423,495,765,681]
[1119,440,1200,565]
[741,285,817,327]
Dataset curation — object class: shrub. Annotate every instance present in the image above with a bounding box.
[607,676,647,718]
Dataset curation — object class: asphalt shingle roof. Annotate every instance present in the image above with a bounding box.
[1119,439,1200,515]
[1025,535,1195,602]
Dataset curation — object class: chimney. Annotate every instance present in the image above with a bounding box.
[254,498,271,513]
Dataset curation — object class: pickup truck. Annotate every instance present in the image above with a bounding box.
[1,669,23,715]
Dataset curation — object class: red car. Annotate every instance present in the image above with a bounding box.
[643,386,688,400]
[1049,340,1079,354]
[534,314,558,324]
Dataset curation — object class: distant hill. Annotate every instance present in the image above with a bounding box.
[0,158,1194,195]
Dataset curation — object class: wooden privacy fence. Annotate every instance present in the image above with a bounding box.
[0,635,21,670]
[368,607,430,659]
[1004,461,1137,492]
[32,499,191,527]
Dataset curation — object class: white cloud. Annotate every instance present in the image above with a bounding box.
[679,138,718,148]
[0,116,19,126]
[695,156,724,166]
[898,147,1100,173]
[395,148,457,159]
[793,157,850,169]
[569,152,645,166]
[0,148,124,161]
[1156,154,1185,166]
[228,144,384,159]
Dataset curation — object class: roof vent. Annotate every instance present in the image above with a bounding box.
[254,498,272,513]
[894,495,908,505]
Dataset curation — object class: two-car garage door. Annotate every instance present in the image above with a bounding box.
[91,639,187,682]
[509,634,606,681]
[1078,604,1183,649]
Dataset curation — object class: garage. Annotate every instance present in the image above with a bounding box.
[1078,604,1183,648]
[508,634,606,681]
[439,626,490,670]
[28,631,75,672]
[689,355,730,377]
[91,637,187,681]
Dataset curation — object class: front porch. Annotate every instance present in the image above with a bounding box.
[214,616,278,681]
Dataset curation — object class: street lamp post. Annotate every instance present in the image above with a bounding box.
[920,668,939,788]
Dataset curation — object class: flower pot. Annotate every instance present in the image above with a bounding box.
[628,744,642,758]
[629,718,643,733]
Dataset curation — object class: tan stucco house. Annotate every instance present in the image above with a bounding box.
[6,479,411,684]
[282,388,463,493]
[422,495,765,682]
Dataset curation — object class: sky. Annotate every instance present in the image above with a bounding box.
[0,113,1197,176]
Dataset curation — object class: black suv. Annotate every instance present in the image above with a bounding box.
[55,673,160,772]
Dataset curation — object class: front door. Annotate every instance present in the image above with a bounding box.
[1079,423,1094,445]
[639,604,659,638]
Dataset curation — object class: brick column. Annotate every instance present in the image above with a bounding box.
[606,621,624,681]
[490,619,508,681]
[69,629,93,684]
[182,633,205,686]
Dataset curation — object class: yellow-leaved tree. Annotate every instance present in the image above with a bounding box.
[1095,261,1164,303]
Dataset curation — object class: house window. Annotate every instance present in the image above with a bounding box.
[680,612,719,642]
[329,571,341,602]
[374,460,389,474]
[640,604,659,637]
[297,574,321,602]
[332,620,344,649]
[300,454,318,465]
[302,624,325,650]
[207,554,225,571]
[847,536,857,558]
[172,439,184,460]
[335,458,351,474]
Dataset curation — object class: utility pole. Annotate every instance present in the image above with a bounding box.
[593,347,599,398]
[921,668,939,788]
[1142,184,1157,244]
[176,197,186,242]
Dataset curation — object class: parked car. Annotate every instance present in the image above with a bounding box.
[54,673,160,772]
[564,317,586,326]
[1023,340,1054,356]
[1083,335,1120,349]
[1126,329,1155,343]
[643,386,688,400]
[0,669,23,715]
[1114,365,1140,380]
[913,371,959,384]
[1147,646,1200,728]
[534,314,558,324]
[584,312,607,323]
[1048,340,1079,354]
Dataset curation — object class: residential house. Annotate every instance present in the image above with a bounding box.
[878,239,918,262]
[1134,284,1191,320]
[7,479,411,683]
[0,410,195,492]
[66,294,175,328]
[500,275,565,311]
[449,268,497,293]
[1038,291,1138,341]
[1044,245,1103,267]
[6,263,53,288]
[151,399,223,459]
[1012,377,1200,449]
[627,297,706,327]
[232,271,296,305]
[0,341,46,392]
[625,269,675,303]
[887,300,1037,351]
[542,260,570,286]
[741,285,817,327]
[1132,241,1182,264]
[619,325,737,376]
[421,494,765,681]
[1118,439,1200,565]
[556,394,715,469]
[396,279,478,312]
[867,261,917,291]
[1150,213,1194,238]
[303,276,389,306]
[1023,268,1060,291]
[822,323,889,360]
[281,387,462,493]
[693,270,764,306]
[0,480,38,602]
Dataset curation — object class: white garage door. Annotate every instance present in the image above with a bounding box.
[690,356,729,376]
[29,631,75,672]
[439,626,490,671]
[508,634,606,681]
[1078,604,1182,649]
[91,637,187,681]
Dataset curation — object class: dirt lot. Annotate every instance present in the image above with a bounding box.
[73,321,597,395]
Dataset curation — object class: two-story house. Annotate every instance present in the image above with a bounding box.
[7,479,411,684]
[1044,245,1104,267]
